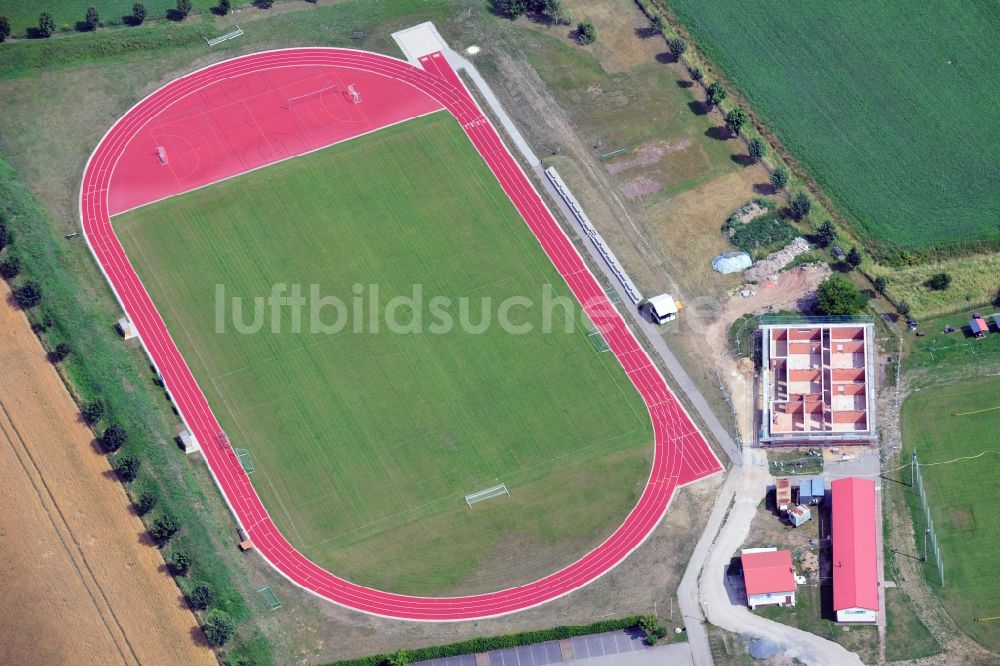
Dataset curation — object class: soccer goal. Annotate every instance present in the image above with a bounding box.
[257,586,282,611]
[587,328,610,352]
[235,448,254,474]
[346,84,362,104]
[217,431,232,449]
[155,146,168,165]
[465,483,509,508]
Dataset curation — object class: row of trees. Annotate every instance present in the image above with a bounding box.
[8,0,297,39]
[0,215,235,649]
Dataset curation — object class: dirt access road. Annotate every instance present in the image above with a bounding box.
[0,284,214,665]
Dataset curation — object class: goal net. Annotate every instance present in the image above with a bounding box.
[465,483,509,508]
[346,84,361,104]
[156,146,168,165]
[217,431,232,449]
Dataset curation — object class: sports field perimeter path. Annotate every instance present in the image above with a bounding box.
[80,48,722,621]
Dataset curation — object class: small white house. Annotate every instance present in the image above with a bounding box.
[177,429,200,454]
[788,504,812,527]
[646,293,679,324]
[116,316,138,341]
[741,548,797,610]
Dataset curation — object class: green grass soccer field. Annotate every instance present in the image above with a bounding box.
[113,112,653,595]
[902,376,1000,651]
[665,0,1000,249]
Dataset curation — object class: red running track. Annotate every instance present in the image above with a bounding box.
[80,48,722,621]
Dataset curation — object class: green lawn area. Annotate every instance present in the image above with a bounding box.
[901,376,1000,651]
[902,311,1000,376]
[0,0,215,35]
[885,588,940,662]
[662,0,1000,250]
[113,111,652,595]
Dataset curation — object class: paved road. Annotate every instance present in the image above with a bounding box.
[699,450,866,666]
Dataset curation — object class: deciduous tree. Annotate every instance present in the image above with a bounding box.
[667,38,687,58]
[577,19,596,44]
[0,256,20,279]
[82,399,104,425]
[150,513,180,544]
[136,491,157,516]
[706,81,727,108]
[14,281,42,309]
[846,246,862,268]
[817,276,868,315]
[0,16,11,42]
[131,3,146,24]
[790,191,812,220]
[815,220,836,247]
[748,137,766,162]
[189,582,216,610]
[101,423,128,452]
[724,108,748,136]
[114,454,139,482]
[84,7,100,30]
[769,166,789,191]
[927,272,951,290]
[51,342,72,362]
[38,12,55,38]
[170,548,191,575]
[202,610,235,647]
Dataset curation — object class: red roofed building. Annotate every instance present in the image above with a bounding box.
[832,477,879,623]
[741,548,797,610]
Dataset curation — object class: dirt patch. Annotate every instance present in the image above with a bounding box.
[0,284,214,665]
[621,175,664,199]
[948,506,976,533]
[607,140,693,174]
[701,265,832,443]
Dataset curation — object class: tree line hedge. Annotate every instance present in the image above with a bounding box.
[324,616,657,666]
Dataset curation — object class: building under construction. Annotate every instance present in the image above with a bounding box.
[759,316,877,446]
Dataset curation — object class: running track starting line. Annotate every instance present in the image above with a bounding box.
[79,48,722,621]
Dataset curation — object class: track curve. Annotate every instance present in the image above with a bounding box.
[80,48,721,621]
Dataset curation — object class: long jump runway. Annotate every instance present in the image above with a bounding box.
[80,48,723,621]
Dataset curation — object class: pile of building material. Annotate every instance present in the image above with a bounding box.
[712,251,753,274]
[744,237,811,282]
[732,200,769,224]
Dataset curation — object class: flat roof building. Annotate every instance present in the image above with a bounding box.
[759,318,877,445]
[798,476,825,505]
[741,548,797,610]
[832,477,879,623]
[970,317,989,338]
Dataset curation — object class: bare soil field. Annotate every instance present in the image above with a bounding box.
[0,285,214,666]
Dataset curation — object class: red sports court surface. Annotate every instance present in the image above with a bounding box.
[81,48,722,621]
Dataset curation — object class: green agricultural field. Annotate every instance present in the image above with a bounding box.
[662,0,1000,249]
[113,111,653,595]
[0,0,214,36]
[901,376,1000,651]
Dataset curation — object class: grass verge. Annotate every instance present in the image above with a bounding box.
[884,588,940,662]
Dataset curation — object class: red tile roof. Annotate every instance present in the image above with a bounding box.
[741,549,796,596]
[832,477,878,612]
